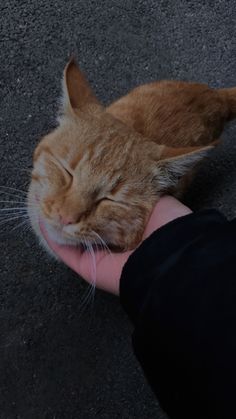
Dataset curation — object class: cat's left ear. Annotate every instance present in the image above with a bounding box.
[155,144,213,191]
[62,58,101,114]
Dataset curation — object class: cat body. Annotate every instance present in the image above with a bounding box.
[107,80,235,147]
[28,60,236,251]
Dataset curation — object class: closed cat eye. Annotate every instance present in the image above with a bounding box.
[51,156,74,178]
[96,197,115,204]
[63,166,73,178]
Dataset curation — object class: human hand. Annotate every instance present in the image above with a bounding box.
[40,196,192,295]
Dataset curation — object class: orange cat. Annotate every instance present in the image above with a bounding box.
[28,59,236,251]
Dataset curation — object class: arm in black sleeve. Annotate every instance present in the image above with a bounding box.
[120,210,236,419]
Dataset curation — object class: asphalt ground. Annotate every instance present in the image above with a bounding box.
[0,1,236,418]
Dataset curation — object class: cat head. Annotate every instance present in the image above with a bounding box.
[28,59,211,251]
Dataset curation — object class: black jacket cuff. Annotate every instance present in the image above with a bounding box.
[120,209,227,324]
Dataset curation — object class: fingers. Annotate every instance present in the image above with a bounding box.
[39,195,192,296]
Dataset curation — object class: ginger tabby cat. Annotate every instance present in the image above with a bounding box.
[28,59,236,251]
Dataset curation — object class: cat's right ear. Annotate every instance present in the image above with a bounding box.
[62,58,101,115]
[154,144,213,192]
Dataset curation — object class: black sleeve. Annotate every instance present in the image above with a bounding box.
[120,210,236,419]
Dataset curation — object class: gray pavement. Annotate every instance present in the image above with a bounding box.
[0,1,236,418]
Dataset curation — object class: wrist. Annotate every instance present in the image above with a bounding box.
[142,196,192,240]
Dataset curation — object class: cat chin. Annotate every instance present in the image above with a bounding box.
[33,218,80,260]
[29,215,59,260]
[45,223,79,247]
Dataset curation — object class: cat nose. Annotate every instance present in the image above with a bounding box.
[59,214,77,225]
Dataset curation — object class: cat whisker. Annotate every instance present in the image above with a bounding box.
[0,201,37,207]
[93,239,100,254]
[0,185,28,194]
[0,211,35,220]
[0,191,28,202]
[0,207,30,212]
[0,212,29,219]
[91,230,113,257]
[0,201,26,204]
[0,186,28,201]
[91,231,119,291]
[0,213,29,219]
[0,209,30,215]
[0,214,29,226]
[10,219,30,233]
[84,236,97,290]
[77,236,96,316]
[87,239,97,284]
[0,200,37,207]
[78,283,96,316]
[0,192,26,201]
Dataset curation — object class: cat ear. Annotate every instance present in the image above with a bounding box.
[62,58,101,114]
[156,145,213,191]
